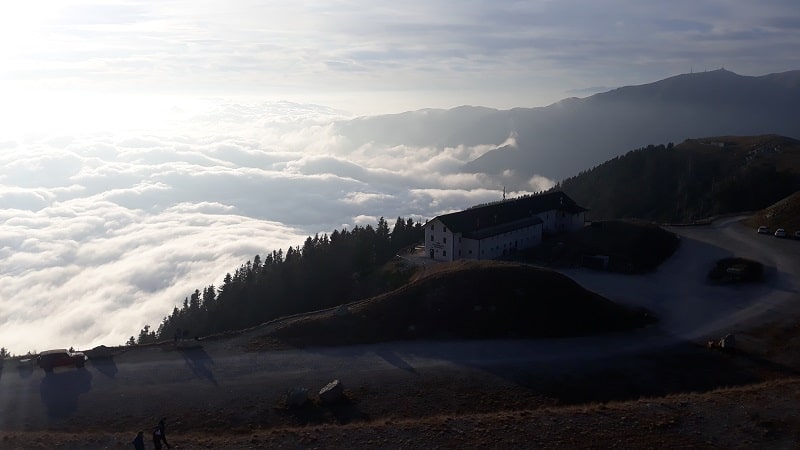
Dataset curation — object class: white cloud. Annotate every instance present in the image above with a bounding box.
[0,100,544,353]
[342,192,393,206]
[528,175,557,193]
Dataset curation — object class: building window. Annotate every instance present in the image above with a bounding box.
[430,235,434,241]
[443,237,447,243]
[430,224,434,231]
[469,250,473,255]
[459,250,461,256]
[443,250,447,256]
[443,227,447,232]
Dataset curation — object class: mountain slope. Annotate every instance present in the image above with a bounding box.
[744,191,800,232]
[334,69,800,184]
[555,135,800,222]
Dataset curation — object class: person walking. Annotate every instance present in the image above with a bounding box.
[152,417,171,450]
[131,430,145,450]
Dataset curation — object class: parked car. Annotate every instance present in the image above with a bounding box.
[774,228,787,238]
[37,349,86,373]
[757,226,770,234]
[795,230,800,240]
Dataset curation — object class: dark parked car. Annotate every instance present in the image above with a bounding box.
[757,226,770,234]
[37,349,87,373]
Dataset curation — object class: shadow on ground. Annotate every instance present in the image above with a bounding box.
[180,347,217,385]
[375,349,418,374]
[39,369,92,418]
[90,356,118,378]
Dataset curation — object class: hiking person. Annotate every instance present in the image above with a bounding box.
[131,430,145,450]
[152,417,171,449]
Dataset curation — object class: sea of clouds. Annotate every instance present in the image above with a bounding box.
[0,100,554,353]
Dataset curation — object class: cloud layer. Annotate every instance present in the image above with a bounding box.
[0,101,546,352]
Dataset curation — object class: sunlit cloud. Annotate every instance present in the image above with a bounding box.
[0,101,535,353]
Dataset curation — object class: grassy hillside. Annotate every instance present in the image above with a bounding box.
[744,191,800,232]
[256,261,653,348]
[557,135,800,222]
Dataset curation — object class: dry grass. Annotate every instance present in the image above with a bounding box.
[744,191,800,232]
[5,377,800,449]
[253,260,652,349]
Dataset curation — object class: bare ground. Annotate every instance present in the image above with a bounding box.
[3,378,800,449]
[4,315,800,449]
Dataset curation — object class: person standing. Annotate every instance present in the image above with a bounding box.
[152,417,171,450]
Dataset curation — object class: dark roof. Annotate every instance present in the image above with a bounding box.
[464,216,543,240]
[435,191,587,235]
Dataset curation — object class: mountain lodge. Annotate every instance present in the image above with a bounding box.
[424,191,587,262]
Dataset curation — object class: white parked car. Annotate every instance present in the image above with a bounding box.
[774,228,787,238]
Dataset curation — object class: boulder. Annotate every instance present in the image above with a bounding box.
[286,387,308,407]
[319,379,344,403]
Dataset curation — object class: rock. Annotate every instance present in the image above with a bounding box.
[319,380,344,403]
[286,387,308,407]
[720,334,736,349]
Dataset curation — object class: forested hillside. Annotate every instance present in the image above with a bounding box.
[129,217,423,344]
[556,135,800,222]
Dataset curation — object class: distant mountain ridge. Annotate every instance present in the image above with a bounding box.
[334,69,800,185]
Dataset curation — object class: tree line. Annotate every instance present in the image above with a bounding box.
[129,217,423,345]
[555,140,800,222]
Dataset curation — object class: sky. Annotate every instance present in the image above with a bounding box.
[1,0,798,353]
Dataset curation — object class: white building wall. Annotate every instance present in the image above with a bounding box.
[461,238,480,259]
[539,210,585,233]
[424,219,455,261]
[537,209,559,233]
[473,223,542,260]
[568,212,586,231]
[427,217,547,262]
